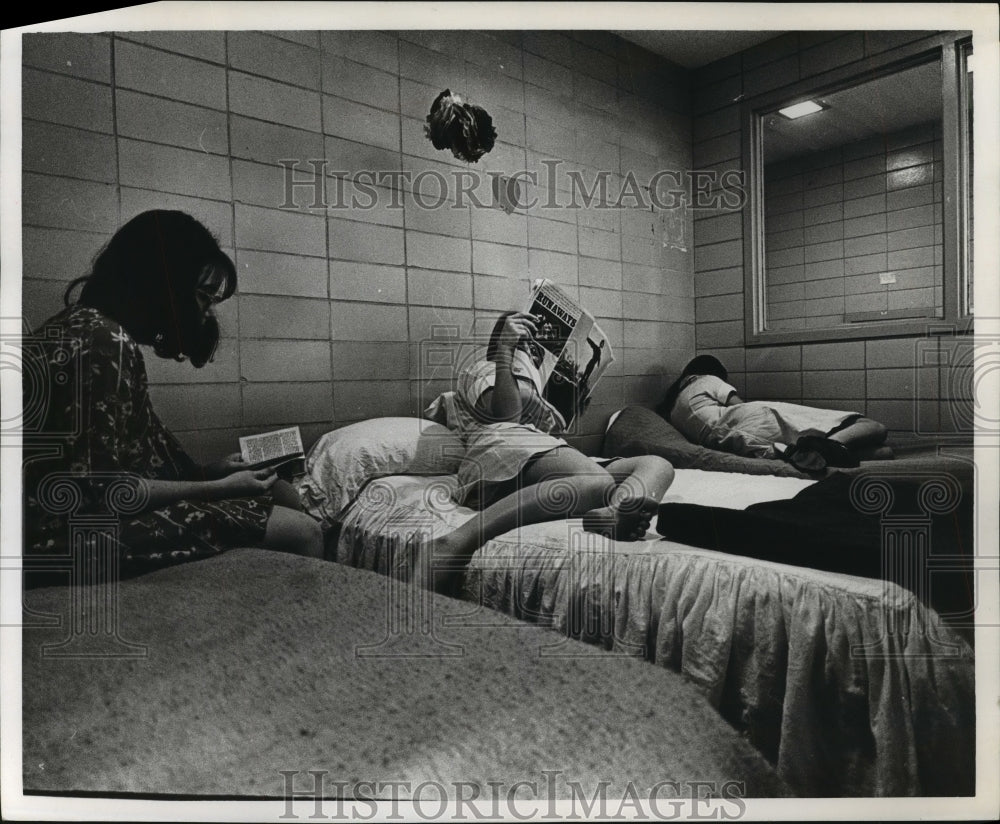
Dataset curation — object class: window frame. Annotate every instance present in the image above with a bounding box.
[741,31,974,346]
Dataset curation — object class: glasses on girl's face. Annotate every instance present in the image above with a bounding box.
[196,277,227,306]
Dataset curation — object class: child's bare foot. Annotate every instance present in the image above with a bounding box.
[581,497,658,541]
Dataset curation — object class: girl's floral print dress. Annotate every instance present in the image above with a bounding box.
[23,305,272,579]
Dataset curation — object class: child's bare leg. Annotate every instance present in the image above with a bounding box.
[411,451,677,593]
[415,475,611,593]
[413,447,613,593]
[581,455,675,540]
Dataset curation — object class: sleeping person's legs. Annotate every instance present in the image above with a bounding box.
[784,415,890,472]
[412,448,674,593]
[826,416,888,450]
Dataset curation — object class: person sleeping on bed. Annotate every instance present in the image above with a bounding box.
[657,355,888,472]
[23,210,323,585]
[416,311,675,594]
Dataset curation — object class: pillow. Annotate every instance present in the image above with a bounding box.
[296,417,464,523]
[601,405,810,478]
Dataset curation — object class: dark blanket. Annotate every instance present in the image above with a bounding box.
[657,462,976,626]
[603,405,810,477]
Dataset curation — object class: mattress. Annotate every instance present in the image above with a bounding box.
[658,467,815,508]
[336,469,812,569]
[335,469,975,797]
[22,551,787,799]
[336,469,816,588]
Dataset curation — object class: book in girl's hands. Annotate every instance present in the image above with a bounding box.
[238,426,305,481]
[523,279,614,427]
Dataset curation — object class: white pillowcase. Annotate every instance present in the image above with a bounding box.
[296,417,464,523]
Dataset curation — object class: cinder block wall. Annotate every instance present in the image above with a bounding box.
[764,121,944,329]
[22,30,695,460]
[691,31,972,438]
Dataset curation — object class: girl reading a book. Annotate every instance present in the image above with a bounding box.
[417,311,675,594]
[23,210,323,584]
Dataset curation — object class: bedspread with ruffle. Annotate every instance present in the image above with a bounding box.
[335,472,975,797]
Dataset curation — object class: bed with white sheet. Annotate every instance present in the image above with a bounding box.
[322,419,975,798]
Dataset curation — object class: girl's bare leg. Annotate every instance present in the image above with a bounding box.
[581,455,675,540]
[412,448,609,593]
[271,479,304,510]
[412,449,674,593]
[263,505,324,558]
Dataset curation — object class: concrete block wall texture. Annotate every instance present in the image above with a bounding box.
[764,122,944,329]
[691,31,973,438]
[22,30,694,461]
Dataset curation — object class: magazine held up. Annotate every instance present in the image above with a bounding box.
[524,278,614,429]
[239,280,610,469]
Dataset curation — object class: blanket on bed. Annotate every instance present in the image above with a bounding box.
[656,464,976,624]
[602,405,810,477]
[22,550,787,798]
[334,472,976,797]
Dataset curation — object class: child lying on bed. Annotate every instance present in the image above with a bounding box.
[415,311,675,594]
[657,355,888,472]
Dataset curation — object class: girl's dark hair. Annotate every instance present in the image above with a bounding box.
[64,210,235,367]
[656,355,729,419]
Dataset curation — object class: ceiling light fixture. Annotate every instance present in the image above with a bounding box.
[777,100,825,119]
